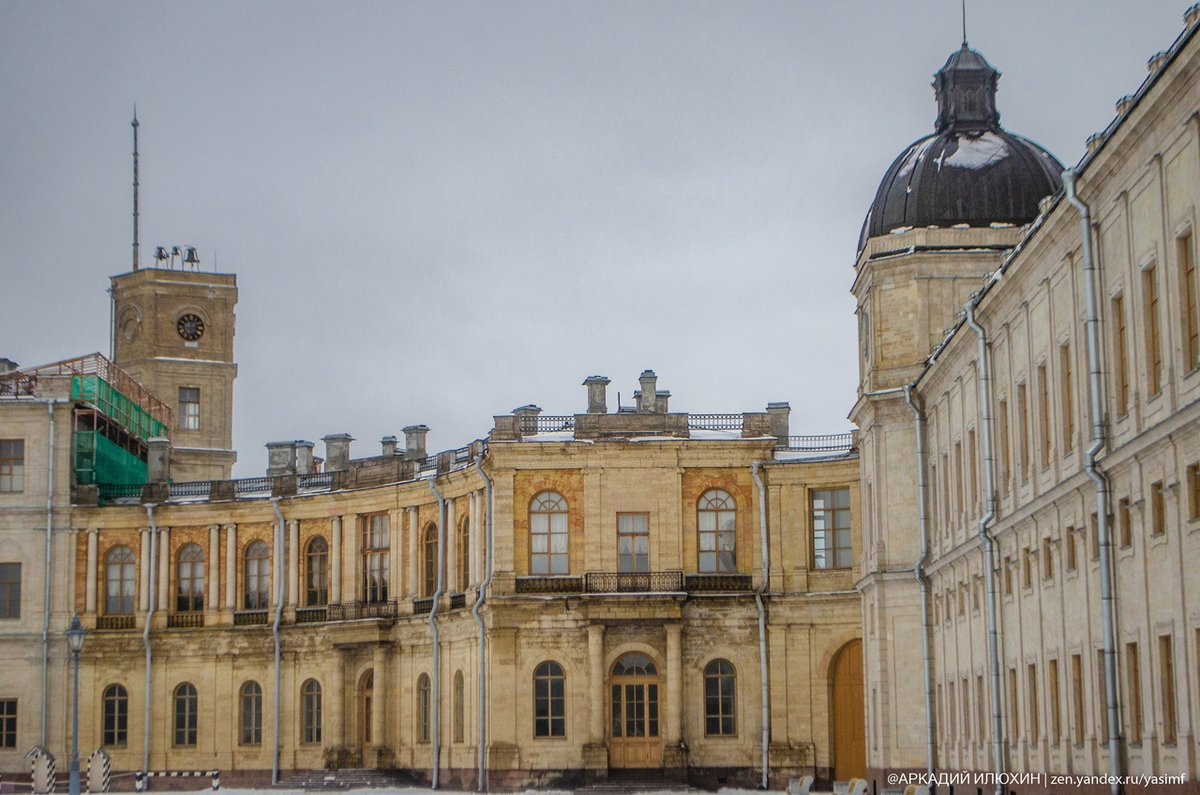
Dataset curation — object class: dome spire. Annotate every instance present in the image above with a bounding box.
[933,43,1001,133]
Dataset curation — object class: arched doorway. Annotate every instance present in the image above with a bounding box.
[609,653,662,769]
[358,670,374,757]
[831,639,866,781]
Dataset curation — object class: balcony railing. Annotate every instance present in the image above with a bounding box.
[412,598,434,615]
[234,610,270,626]
[167,613,205,628]
[777,433,854,454]
[449,593,467,610]
[515,576,584,594]
[295,606,328,623]
[685,573,753,592]
[583,571,684,594]
[687,414,744,431]
[327,600,398,621]
[96,615,136,630]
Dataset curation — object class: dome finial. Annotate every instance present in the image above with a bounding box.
[934,43,1001,133]
[962,0,968,47]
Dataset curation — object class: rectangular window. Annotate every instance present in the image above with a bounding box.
[1150,481,1165,536]
[954,441,964,516]
[1090,512,1100,561]
[1018,383,1030,482]
[0,440,23,493]
[1114,295,1130,416]
[179,387,200,431]
[1160,635,1177,744]
[1189,463,1200,521]
[1097,649,1111,742]
[1027,663,1039,746]
[1042,537,1053,581]
[0,700,14,748]
[1022,547,1032,589]
[1038,364,1051,468]
[961,678,971,742]
[1071,654,1084,746]
[0,563,20,618]
[1003,557,1013,595]
[1146,264,1163,396]
[976,674,986,741]
[1181,232,1199,372]
[968,430,978,512]
[361,514,389,603]
[1065,527,1077,571]
[1008,667,1020,744]
[1127,642,1143,744]
[1061,344,1074,453]
[1048,658,1061,745]
[948,678,956,738]
[998,400,1011,494]
[811,488,852,569]
[617,513,649,573]
[1118,498,1132,548]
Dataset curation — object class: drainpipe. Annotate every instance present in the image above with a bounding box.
[963,298,1004,795]
[750,462,771,790]
[428,479,447,789]
[471,460,494,792]
[903,384,936,776]
[1064,169,1121,795]
[142,503,158,775]
[270,499,286,785]
[40,401,58,747]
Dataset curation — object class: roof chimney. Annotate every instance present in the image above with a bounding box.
[402,425,429,461]
[583,376,611,414]
[322,434,353,472]
[637,370,658,414]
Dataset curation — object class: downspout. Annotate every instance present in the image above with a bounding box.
[471,460,494,792]
[903,384,936,776]
[40,402,56,747]
[270,499,286,786]
[142,503,158,775]
[428,480,447,789]
[1064,169,1121,794]
[750,462,771,790]
[963,298,1004,795]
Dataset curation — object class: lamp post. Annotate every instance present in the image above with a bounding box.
[66,615,86,795]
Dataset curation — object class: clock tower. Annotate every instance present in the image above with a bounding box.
[111,265,238,481]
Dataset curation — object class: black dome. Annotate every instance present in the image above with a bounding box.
[859,44,1064,251]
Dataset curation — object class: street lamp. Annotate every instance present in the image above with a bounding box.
[65,615,86,795]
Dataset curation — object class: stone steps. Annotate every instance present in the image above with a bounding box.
[273,768,419,790]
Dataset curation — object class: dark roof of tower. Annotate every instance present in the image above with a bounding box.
[859,44,1064,251]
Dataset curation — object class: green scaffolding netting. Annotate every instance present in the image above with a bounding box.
[71,374,168,440]
[74,430,148,486]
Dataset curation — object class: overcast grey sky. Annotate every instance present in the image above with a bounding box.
[0,1,1188,476]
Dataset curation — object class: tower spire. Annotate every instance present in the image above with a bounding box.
[132,107,140,272]
[962,0,968,46]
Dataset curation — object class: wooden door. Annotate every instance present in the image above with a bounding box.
[832,639,866,780]
[609,653,662,768]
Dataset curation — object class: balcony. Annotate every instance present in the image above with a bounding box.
[327,600,398,621]
[412,598,434,616]
[234,610,270,626]
[295,606,327,624]
[684,573,753,592]
[583,571,684,594]
[167,613,205,628]
[96,615,136,630]
[515,576,583,594]
[449,593,467,610]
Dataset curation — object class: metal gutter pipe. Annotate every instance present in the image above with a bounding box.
[270,499,286,785]
[142,503,158,775]
[903,384,936,776]
[428,479,447,789]
[963,298,1005,795]
[750,462,771,790]
[1063,169,1121,794]
[471,460,494,792]
[40,401,58,747]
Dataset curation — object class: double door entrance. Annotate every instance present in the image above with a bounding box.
[609,653,662,768]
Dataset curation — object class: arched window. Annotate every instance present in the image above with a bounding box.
[698,489,736,573]
[306,537,329,607]
[240,681,262,745]
[533,661,566,738]
[102,684,128,747]
[244,540,270,609]
[302,680,322,744]
[530,491,568,574]
[456,518,470,589]
[176,544,205,612]
[360,671,374,745]
[704,659,737,736]
[174,683,198,746]
[453,670,465,743]
[417,673,432,743]
[422,524,438,597]
[105,546,136,615]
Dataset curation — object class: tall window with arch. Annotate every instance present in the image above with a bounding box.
[417,673,432,743]
[306,537,329,606]
[176,543,205,612]
[302,680,322,744]
[244,540,270,609]
[456,517,470,589]
[105,546,136,614]
[530,491,568,574]
[240,681,262,745]
[704,659,737,736]
[361,514,389,603]
[174,683,198,746]
[453,670,465,743]
[102,684,128,747]
[698,489,736,573]
[422,524,439,597]
[534,661,566,738]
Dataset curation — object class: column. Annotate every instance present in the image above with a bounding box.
[446,499,457,592]
[85,529,98,614]
[588,624,606,742]
[407,508,419,598]
[157,527,170,611]
[224,524,237,609]
[388,510,401,600]
[138,528,150,612]
[273,521,283,608]
[288,520,300,606]
[665,623,682,743]
[344,514,360,602]
[331,516,343,604]
[469,491,480,586]
[372,645,388,752]
[208,525,220,610]
[331,649,345,749]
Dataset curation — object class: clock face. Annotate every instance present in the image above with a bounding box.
[177,313,206,341]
